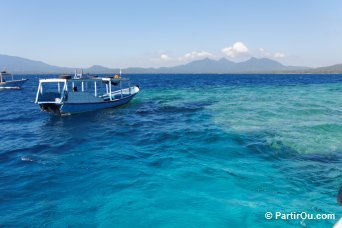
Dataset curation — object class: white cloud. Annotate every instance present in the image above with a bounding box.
[258,48,271,57]
[259,48,286,59]
[274,52,285,58]
[178,51,213,61]
[221,42,249,58]
[160,54,172,61]
[150,44,286,67]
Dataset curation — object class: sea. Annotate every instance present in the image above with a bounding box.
[0,74,341,227]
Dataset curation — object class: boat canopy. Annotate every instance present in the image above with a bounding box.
[38,77,130,83]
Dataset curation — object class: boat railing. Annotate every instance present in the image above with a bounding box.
[0,72,14,83]
[36,92,63,103]
[67,92,103,103]
[100,87,135,99]
[36,76,137,104]
[35,80,67,104]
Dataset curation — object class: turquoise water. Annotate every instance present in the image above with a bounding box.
[0,74,341,227]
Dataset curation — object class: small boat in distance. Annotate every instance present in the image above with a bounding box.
[35,70,140,115]
[0,69,28,89]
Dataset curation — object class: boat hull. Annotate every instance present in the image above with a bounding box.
[36,78,140,115]
[61,93,137,114]
[0,79,28,89]
[40,93,138,115]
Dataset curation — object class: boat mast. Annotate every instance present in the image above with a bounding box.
[94,81,97,97]
[120,80,123,98]
[119,69,123,98]
[109,79,112,101]
[35,81,42,103]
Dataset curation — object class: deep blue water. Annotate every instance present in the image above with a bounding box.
[0,74,341,227]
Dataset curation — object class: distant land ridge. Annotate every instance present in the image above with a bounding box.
[1,54,341,74]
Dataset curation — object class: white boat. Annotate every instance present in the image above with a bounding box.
[35,71,140,115]
[0,70,28,89]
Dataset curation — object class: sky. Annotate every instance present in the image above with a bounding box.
[0,0,342,68]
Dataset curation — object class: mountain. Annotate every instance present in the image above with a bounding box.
[0,54,71,73]
[123,57,309,74]
[128,57,308,74]
[0,54,313,74]
[163,58,235,73]
[305,63,342,73]
[85,65,115,73]
[232,57,306,72]
[0,54,118,74]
